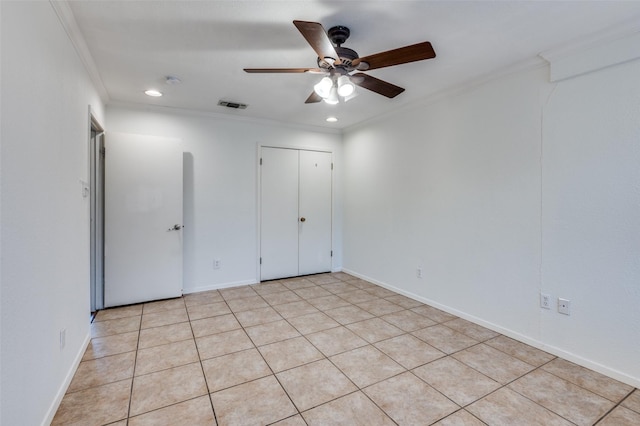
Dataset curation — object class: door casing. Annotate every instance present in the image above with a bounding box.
[89,112,105,313]
[256,145,333,281]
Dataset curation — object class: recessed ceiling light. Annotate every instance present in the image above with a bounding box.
[144,89,163,97]
[326,116,338,122]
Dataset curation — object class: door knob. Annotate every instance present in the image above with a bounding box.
[300,217,306,222]
[168,224,183,231]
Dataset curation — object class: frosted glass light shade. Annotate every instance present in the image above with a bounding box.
[314,77,333,98]
[337,75,354,97]
[324,86,339,104]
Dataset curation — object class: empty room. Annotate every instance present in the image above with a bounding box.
[1,1,640,425]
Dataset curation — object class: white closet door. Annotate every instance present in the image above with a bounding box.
[260,147,332,281]
[104,132,183,307]
[260,147,300,280]
[298,150,332,275]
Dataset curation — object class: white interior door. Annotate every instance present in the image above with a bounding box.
[260,147,332,281]
[299,150,332,275]
[104,132,183,307]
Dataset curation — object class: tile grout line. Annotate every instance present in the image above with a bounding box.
[312,301,453,424]
[136,287,477,423]
[124,311,142,423]
[268,283,392,422]
[125,299,201,422]
[292,279,549,424]
[246,276,398,422]
[96,284,499,421]
[222,291,306,424]
[78,274,638,425]
[477,357,627,426]
[537,360,634,405]
[433,408,487,426]
[275,298,361,420]
[294,280,462,424]
[277,278,411,424]
[185,297,220,426]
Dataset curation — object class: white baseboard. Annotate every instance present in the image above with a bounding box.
[340,268,640,389]
[42,331,91,426]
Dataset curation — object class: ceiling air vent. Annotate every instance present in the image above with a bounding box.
[218,100,248,109]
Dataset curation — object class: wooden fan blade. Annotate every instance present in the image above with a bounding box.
[293,20,341,65]
[352,41,435,71]
[305,91,323,104]
[352,73,405,98]
[244,68,324,73]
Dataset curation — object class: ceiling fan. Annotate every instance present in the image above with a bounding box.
[244,20,436,104]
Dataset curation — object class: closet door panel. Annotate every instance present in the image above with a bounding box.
[260,147,299,280]
[298,150,332,275]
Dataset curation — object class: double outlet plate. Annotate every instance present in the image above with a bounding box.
[541,293,570,315]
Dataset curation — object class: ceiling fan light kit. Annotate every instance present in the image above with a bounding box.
[244,20,436,104]
[313,73,356,104]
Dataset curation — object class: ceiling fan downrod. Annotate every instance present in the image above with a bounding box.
[327,25,350,46]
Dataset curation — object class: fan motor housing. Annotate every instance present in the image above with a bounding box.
[316,25,359,71]
[317,46,359,71]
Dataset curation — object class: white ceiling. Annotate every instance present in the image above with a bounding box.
[67,1,640,130]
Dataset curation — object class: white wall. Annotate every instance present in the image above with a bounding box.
[343,65,543,342]
[1,2,105,425]
[106,106,343,293]
[541,58,640,383]
[343,56,640,387]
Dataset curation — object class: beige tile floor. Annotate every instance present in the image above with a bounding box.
[53,273,640,425]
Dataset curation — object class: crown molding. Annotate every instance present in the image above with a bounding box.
[540,18,640,62]
[539,18,640,82]
[107,101,342,136]
[49,0,109,102]
[345,55,547,134]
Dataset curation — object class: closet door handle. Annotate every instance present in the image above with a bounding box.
[300,217,306,223]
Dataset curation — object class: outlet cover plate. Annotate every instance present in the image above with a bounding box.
[540,293,551,309]
[558,298,570,315]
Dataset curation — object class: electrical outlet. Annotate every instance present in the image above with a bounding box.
[416,268,423,278]
[213,258,221,269]
[540,293,551,309]
[558,298,570,315]
[60,329,66,350]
